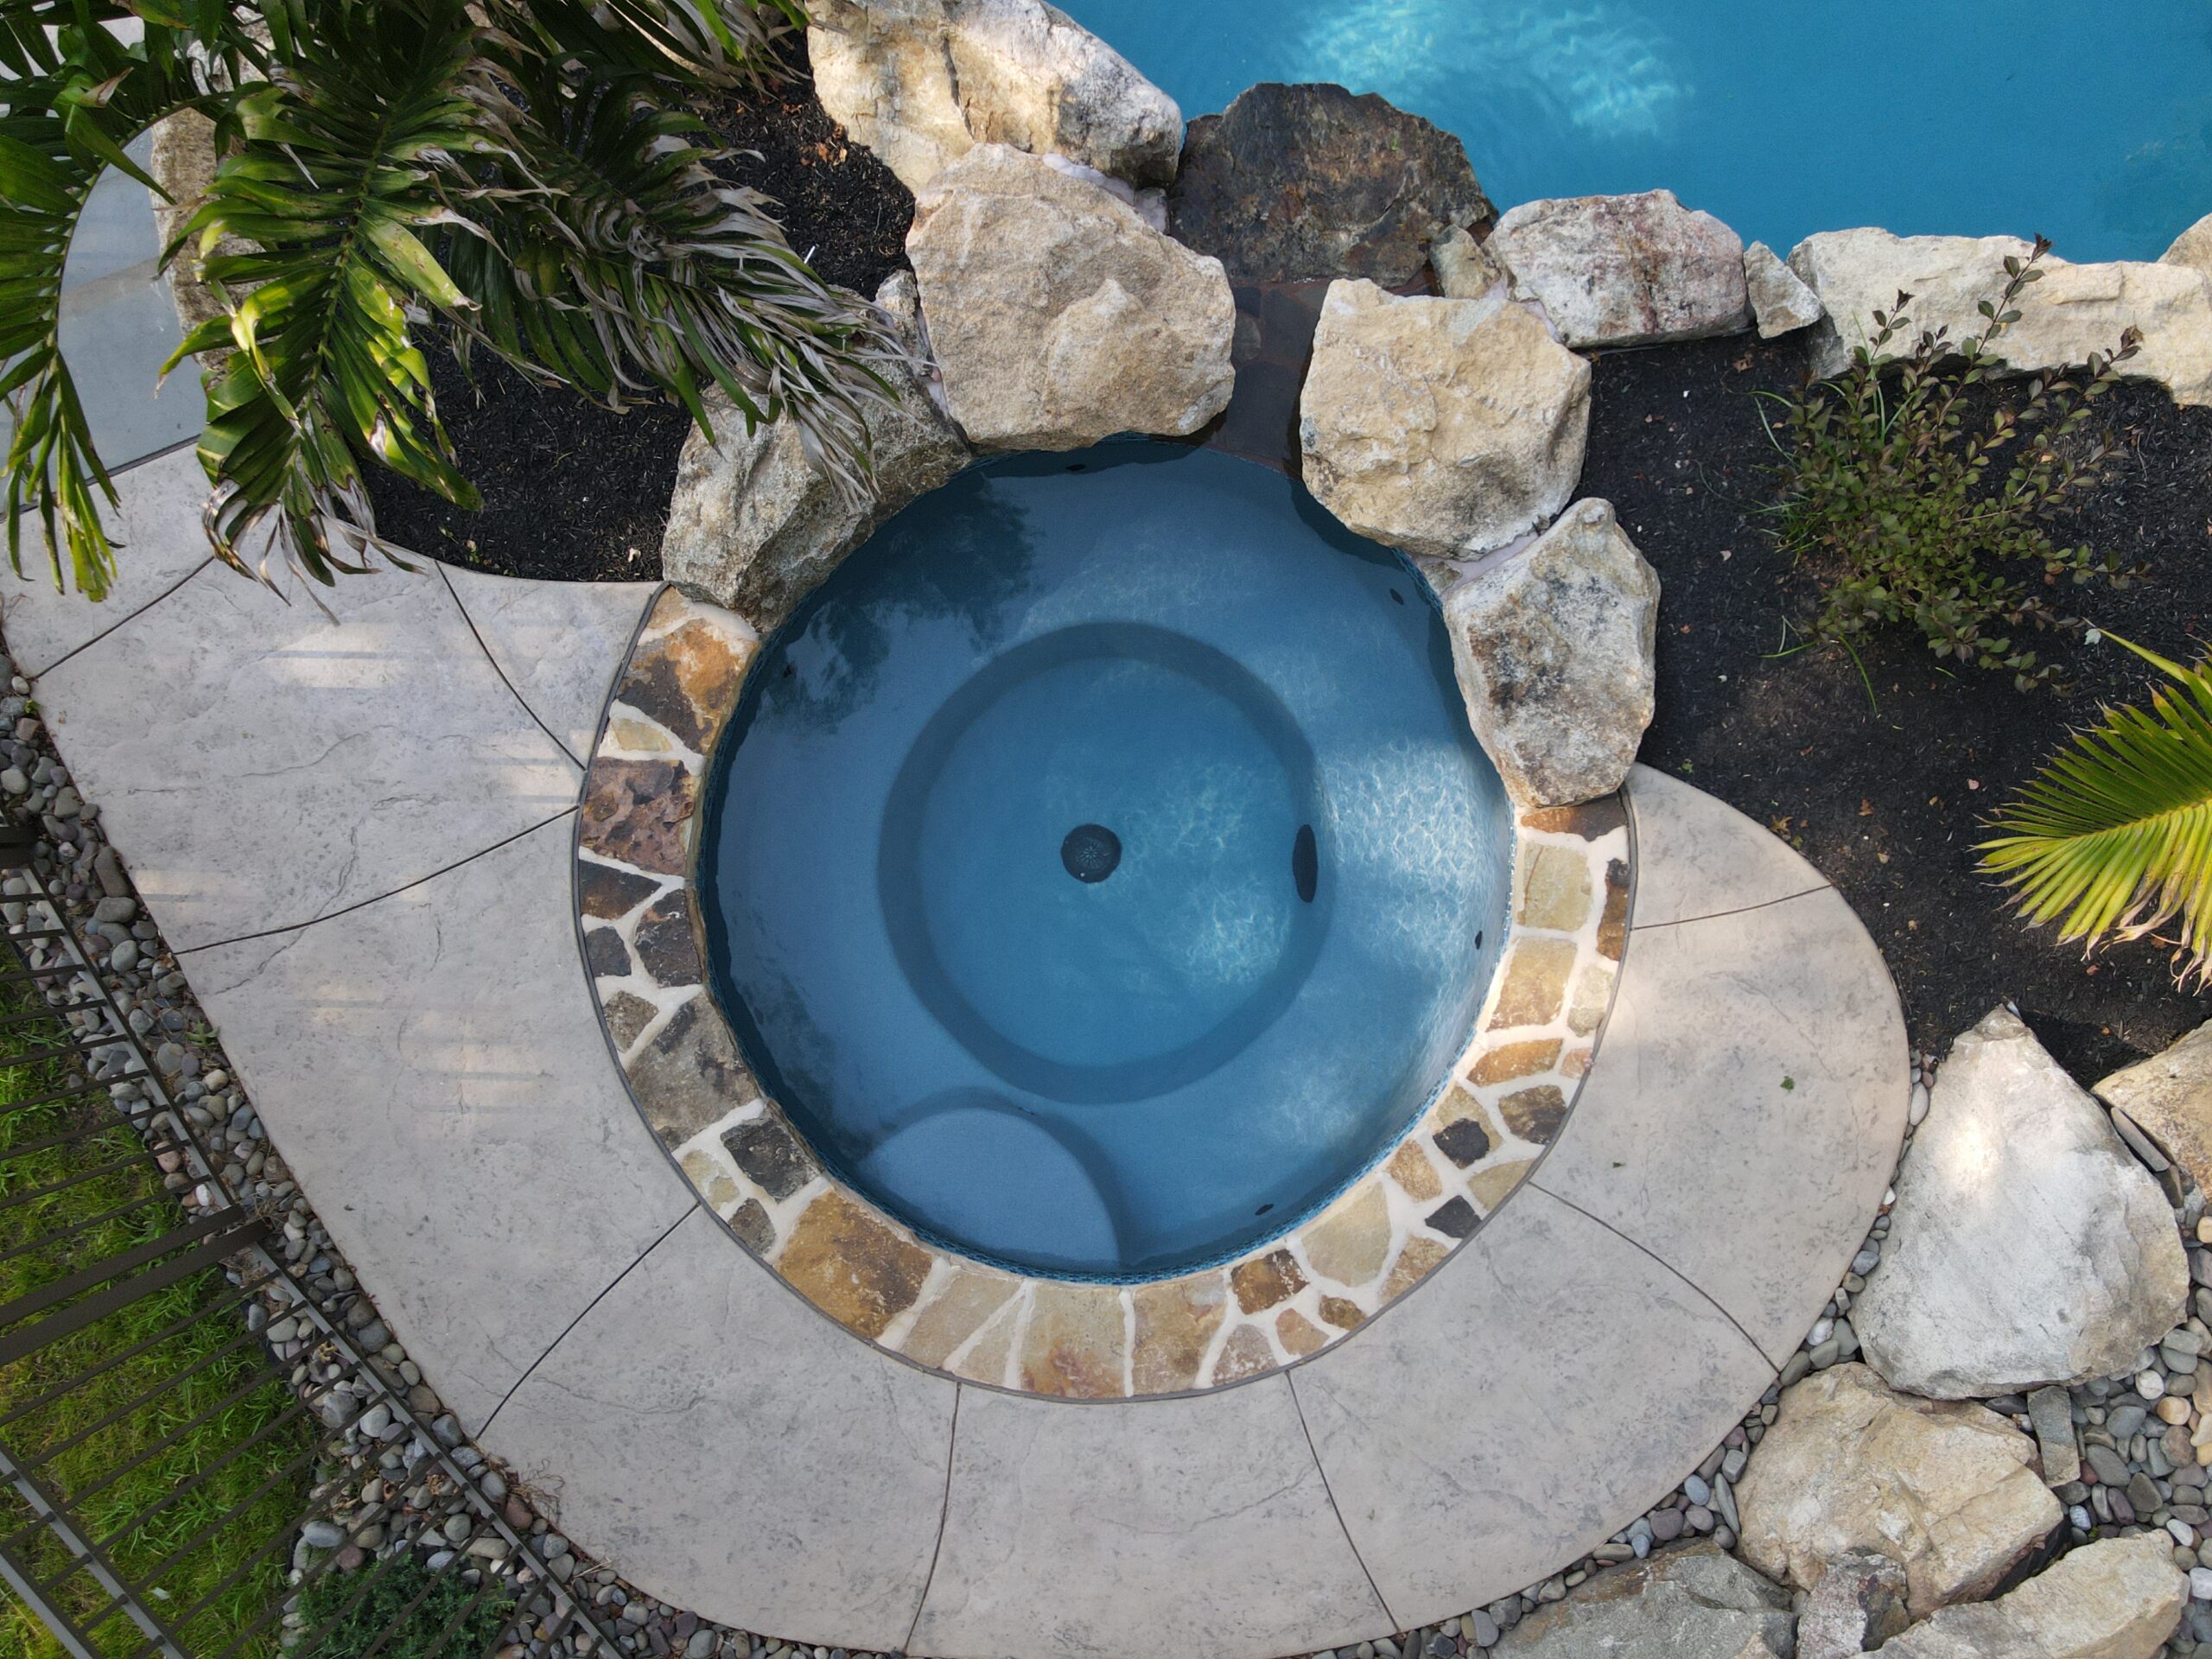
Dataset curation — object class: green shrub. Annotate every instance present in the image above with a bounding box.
[1766,237,2142,690]
[290,1552,514,1659]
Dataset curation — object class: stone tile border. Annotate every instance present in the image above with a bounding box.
[574,585,1634,1400]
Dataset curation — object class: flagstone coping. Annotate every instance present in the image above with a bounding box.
[575,585,1634,1399]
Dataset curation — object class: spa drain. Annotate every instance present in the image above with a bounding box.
[1061,823,1122,883]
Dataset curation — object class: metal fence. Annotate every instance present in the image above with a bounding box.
[0,825,621,1659]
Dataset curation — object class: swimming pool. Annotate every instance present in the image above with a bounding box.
[698,442,1514,1280]
[1060,0,2212,264]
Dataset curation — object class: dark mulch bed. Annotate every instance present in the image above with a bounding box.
[1584,332,2212,1078]
[362,37,912,582]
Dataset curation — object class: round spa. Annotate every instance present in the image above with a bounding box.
[695,442,1515,1281]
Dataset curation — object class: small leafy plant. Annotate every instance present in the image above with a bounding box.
[1766,237,2143,690]
[1980,634,2212,985]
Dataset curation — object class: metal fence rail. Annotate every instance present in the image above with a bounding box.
[0,826,624,1659]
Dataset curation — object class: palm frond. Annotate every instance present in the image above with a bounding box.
[1980,634,2212,984]
[439,35,900,501]
[0,12,240,598]
[487,0,801,90]
[173,0,496,589]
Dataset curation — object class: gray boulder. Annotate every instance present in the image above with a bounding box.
[1853,1007,2189,1399]
[1166,82,1493,285]
[906,144,1234,451]
[1440,499,1658,810]
[1297,280,1589,561]
[659,366,969,632]
[808,0,1181,194]
[1490,189,1751,347]
[1745,240,1823,339]
[1878,1535,2184,1659]
[1492,1542,1792,1657]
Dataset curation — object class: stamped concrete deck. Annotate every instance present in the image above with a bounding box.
[4,446,1910,1659]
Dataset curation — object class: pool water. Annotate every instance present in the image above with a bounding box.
[1061,0,2212,264]
[699,443,1514,1280]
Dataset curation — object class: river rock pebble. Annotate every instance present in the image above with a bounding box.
[906,143,1233,450]
[1298,279,1590,562]
[1488,189,1751,347]
[807,0,1181,193]
[1439,499,1658,809]
[1853,1007,2189,1398]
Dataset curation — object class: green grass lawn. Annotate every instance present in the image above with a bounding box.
[0,963,312,1659]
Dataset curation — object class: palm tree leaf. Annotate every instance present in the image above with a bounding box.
[437,40,901,501]
[1980,638,2212,983]
[0,13,239,598]
[174,0,495,588]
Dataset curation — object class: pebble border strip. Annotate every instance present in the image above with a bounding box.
[574,587,1632,1400]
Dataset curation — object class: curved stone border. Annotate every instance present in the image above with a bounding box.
[574,585,1632,1400]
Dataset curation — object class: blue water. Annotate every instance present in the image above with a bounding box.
[1061,0,2212,263]
[700,443,1513,1279]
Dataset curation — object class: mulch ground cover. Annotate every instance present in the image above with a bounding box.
[362,37,912,581]
[1583,330,2212,1078]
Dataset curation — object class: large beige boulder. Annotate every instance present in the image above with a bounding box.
[1734,1363,2061,1615]
[1489,189,1751,347]
[2165,212,2212,279]
[906,144,1233,451]
[659,367,969,633]
[1439,499,1657,810]
[1878,1535,2185,1659]
[1744,240,1823,339]
[2097,1021,2212,1196]
[1491,1543,1793,1658]
[808,0,1181,194]
[1853,1007,2189,1398]
[1297,280,1589,561]
[1788,228,2212,405]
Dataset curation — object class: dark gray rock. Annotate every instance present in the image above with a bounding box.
[1166,83,1492,285]
[1493,1542,1792,1657]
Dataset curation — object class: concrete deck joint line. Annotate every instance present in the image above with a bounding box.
[436,563,589,770]
[1627,880,1835,931]
[1527,1178,1782,1378]
[477,1199,702,1440]
[902,1384,963,1658]
[16,555,214,681]
[1286,1368,1401,1631]
[174,804,581,957]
